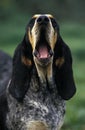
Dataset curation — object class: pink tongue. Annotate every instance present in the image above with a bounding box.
[38,46,48,58]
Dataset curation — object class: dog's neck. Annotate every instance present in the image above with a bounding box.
[34,60,53,86]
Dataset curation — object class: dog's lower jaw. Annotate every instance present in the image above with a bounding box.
[34,56,53,85]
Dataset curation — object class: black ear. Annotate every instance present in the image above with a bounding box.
[54,36,76,100]
[9,35,33,102]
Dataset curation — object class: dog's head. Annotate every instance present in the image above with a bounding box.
[9,14,76,101]
[27,14,59,66]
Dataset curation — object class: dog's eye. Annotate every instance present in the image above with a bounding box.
[28,18,36,29]
[50,18,57,29]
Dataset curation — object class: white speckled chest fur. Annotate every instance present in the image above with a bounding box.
[6,72,65,130]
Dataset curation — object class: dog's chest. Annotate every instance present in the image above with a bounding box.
[6,75,65,130]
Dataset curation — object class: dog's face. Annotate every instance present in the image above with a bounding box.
[27,14,59,66]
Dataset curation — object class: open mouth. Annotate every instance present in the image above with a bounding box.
[33,24,53,64]
[33,42,53,63]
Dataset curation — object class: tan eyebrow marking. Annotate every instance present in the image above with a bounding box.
[32,14,54,19]
[46,14,54,18]
[32,14,41,19]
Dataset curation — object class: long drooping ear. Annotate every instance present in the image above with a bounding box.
[9,35,33,102]
[54,36,76,100]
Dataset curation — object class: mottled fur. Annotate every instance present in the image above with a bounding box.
[6,69,65,130]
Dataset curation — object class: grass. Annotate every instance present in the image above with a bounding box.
[60,23,85,130]
[0,18,85,130]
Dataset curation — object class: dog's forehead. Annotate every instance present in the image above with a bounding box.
[32,14,54,19]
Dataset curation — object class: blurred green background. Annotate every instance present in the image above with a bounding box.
[0,0,85,130]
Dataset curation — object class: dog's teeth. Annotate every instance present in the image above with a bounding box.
[48,54,50,58]
[34,51,39,58]
[49,50,53,56]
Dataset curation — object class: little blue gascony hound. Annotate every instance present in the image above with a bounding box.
[0,14,76,130]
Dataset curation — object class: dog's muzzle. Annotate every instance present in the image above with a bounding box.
[33,16,54,65]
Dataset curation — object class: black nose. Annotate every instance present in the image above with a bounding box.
[37,16,49,24]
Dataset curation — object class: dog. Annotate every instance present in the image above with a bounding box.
[0,14,76,130]
[0,50,12,92]
[0,50,12,130]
